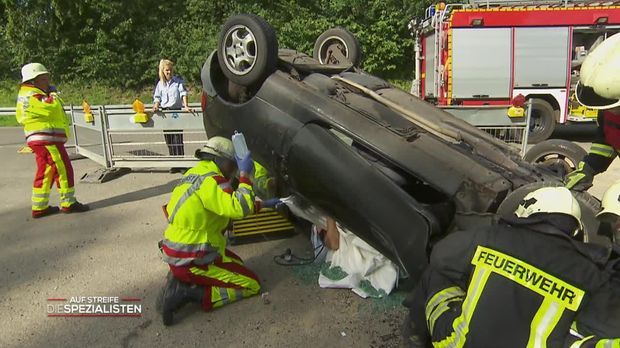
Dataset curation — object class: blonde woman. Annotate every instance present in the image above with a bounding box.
[153,59,192,172]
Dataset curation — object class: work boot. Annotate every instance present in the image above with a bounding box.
[160,277,204,326]
[62,202,90,214]
[32,206,60,219]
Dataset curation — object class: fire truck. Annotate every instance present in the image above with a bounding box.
[410,0,620,143]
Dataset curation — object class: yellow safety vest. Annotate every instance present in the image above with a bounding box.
[161,160,255,266]
[253,161,274,199]
[15,84,69,143]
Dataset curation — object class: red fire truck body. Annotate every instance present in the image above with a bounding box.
[412,0,620,142]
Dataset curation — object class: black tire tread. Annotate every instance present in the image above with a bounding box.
[217,14,278,87]
[528,98,557,144]
[524,139,587,163]
[313,27,362,67]
[523,139,587,177]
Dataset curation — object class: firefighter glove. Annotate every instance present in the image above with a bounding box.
[236,152,254,175]
[261,198,282,209]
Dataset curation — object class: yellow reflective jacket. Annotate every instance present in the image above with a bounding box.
[253,161,274,199]
[15,84,69,143]
[162,160,255,266]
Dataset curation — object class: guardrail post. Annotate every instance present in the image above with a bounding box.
[99,106,113,169]
[522,99,532,157]
[70,104,80,150]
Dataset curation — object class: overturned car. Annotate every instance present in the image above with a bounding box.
[200,14,607,282]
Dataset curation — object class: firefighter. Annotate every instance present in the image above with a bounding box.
[158,136,278,326]
[565,182,620,345]
[565,32,620,191]
[253,161,275,199]
[404,187,620,347]
[562,182,620,345]
[16,63,89,218]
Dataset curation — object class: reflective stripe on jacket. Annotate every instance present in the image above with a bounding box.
[162,160,255,266]
[16,84,69,143]
[417,222,613,347]
[583,111,619,173]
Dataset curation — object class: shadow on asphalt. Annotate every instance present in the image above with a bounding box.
[19,236,307,347]
[88,180,177,210]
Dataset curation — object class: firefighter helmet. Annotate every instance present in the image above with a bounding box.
[195,136,235,161]
[575,32,620,110]
[514,187,583,230]
[597,182,620,221]
[21,63,49,83]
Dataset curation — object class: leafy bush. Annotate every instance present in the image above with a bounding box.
[0,0,437,87]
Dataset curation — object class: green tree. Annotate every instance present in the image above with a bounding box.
[0,0,442,88]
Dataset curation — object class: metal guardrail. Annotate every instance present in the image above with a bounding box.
[0,106,73,117]
[69,102,205,169]
[2,102,207,170]
[4,101,530,162]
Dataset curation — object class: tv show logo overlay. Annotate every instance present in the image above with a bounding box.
[47,297,142,317]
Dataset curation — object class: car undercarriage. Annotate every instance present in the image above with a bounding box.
[201,14,607,281]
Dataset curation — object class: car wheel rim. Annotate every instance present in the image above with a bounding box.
[535,154,575,177]
[529,110,543,133]
[318,36,349,65]
[223,25,257,76]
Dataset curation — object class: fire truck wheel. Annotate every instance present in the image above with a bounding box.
[495,182,608,246]
[527,98,557,144]
[313,27,362,67]
[217,14,278,87]
[524,139,587,178]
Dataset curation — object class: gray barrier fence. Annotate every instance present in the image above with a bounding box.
[440,101,531,156]
[2,102,206,181]
[70,102,206,170]
[3,101,531,170]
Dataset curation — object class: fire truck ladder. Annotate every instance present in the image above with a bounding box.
[469,0,605,8]
[432,4,464,100]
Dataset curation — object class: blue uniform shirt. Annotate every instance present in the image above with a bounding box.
[153,76,188,109]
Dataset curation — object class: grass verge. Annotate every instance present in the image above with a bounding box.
[0,80,202,107]
[0,116,19,127]
[0,80,202,126]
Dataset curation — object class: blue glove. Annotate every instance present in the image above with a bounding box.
[236,152,254,175]
[262,198,282,209]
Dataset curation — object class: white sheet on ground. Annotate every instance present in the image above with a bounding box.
[281,195,398,298]
[316,224,399,298]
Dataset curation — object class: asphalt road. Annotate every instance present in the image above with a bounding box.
[1,124,619,348]
[0,127,406,348]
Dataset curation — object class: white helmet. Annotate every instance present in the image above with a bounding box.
[195,136,235,160]
[575,32,620,110]
[514,187,583,230]
[21,63,49,83]
[597,182,620,221]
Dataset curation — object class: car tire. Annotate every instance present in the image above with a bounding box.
[524,139,587,178]
[527,98,557,144]
[495,182,607,245]
[313,27,362,66]
[217,14,278,87]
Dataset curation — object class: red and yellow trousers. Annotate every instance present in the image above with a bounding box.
[169,249,261,311]
[29,142,76,211]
